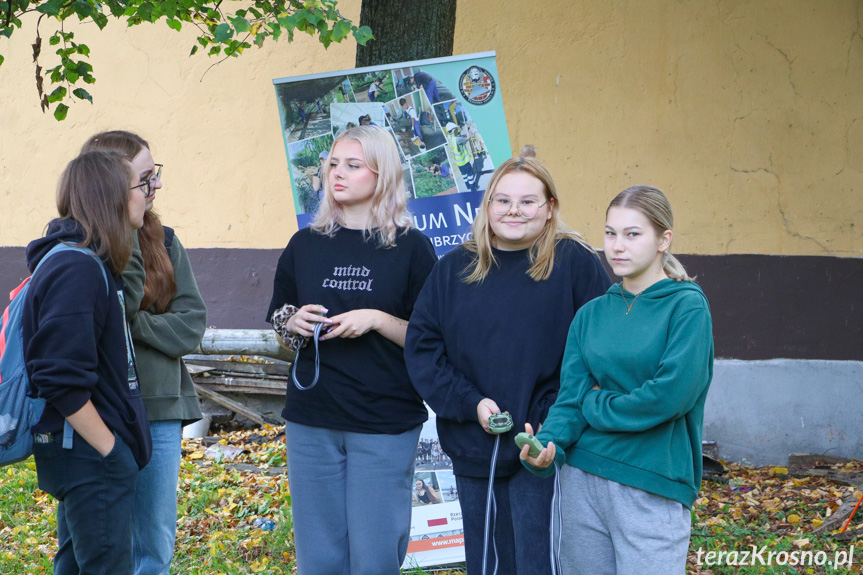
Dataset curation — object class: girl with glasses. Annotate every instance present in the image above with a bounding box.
[267,125,436,574]
[22,150,153,574]
[405,147,611,574]
[82,131,207,575]
[521,185,714,574]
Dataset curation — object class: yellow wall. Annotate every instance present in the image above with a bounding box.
[2,0,861,256]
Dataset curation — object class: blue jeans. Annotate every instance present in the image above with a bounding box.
[133,420,183,575]
[456,466,554,575]
[285,421,421,575]
[33,430,139,575]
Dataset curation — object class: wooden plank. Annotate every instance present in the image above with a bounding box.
[194,376,287,396]
[193,383,280,426]
[185,359,293,378]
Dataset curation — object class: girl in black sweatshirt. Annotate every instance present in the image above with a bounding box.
[23,150,152,575]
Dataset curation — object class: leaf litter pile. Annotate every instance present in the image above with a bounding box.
[0,427,859,574]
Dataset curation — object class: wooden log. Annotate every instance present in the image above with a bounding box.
[193,383,282,426]
[194,329,295,363]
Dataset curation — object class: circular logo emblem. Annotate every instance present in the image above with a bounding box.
[459,66,496,105]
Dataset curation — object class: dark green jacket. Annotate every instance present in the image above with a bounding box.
[124,229,206,424]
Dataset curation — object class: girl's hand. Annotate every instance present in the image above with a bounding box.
[287,304,332,338]
[322,309,383,340]
[519,422,556,469]
[476,398,502,434]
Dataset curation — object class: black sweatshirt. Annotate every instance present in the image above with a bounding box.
[23,219,152,469]
[267,226,437,434]
[405,239,611,477]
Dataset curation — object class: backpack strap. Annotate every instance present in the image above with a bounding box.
[163,226,175,257]
[34,244,109,296]
[32,243,110,450]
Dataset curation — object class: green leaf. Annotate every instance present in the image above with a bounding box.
[36,0,65,17]
[277,13,301,30]
[92,11,109,29]
[73,87,93,103]
[254,32,264,47]
[208,45,221,56]
[331,19,350,42]
[53,103,69,121]
[190,44,198,56]
[49,34,61,46]
[352,25,373,46]
[167,18,182,31]
[136,2,152,22]
[77,44,90,56]
[0,55,4,67]
[213,23,232,43]
[231,16,250,34]
[0,28,13,39]
[74,2,93,20]
[47,86,67,103]
[304,11,321,27]
[66,70,79,83]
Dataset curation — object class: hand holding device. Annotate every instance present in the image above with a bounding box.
[514,432,543,457]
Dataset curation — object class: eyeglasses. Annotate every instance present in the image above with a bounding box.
[130,164,163,198]
[488,195,548,219]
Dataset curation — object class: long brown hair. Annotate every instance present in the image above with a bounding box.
[56,150,135,274]
[462,146,593,284]
[607,185,694,282]
[82,131,177,312]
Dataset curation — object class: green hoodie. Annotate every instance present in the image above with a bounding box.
[530,278,713,508]
[124,230,206,424]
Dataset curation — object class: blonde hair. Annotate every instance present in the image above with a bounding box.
[607,185,694,282]
[311,125,411,247]
[462,146,593,284]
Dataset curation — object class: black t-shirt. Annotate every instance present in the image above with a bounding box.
[268,226,436,434]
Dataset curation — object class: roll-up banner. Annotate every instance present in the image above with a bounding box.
[273,51,511,260]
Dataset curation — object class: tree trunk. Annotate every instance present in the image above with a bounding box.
[355,0,456,68]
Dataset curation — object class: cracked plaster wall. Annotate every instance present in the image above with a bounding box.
[1,0,861,257]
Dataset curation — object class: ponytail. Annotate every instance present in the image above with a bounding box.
[662,252,694,282]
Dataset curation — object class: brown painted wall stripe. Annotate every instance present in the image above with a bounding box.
[1,247,860,361]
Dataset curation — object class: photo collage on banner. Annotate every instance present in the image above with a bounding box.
[274,52,511,259]
[273,52,511,568]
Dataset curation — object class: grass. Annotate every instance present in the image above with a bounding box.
[1,428,858,574]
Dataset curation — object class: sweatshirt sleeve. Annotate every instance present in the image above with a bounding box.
[405,265,485,423]
[123,230,146,321]
[127,237,207,358]
[26,254,106,416]
[580,303,713,433]
[266,240,298,322]
[527,315,597,476]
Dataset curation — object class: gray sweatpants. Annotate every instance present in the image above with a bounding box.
[559,466,691,575]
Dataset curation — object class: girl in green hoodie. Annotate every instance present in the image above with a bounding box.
[521,185,714,574]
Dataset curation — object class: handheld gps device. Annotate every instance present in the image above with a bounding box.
[488,412,513,434]
[514,432,543,458]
